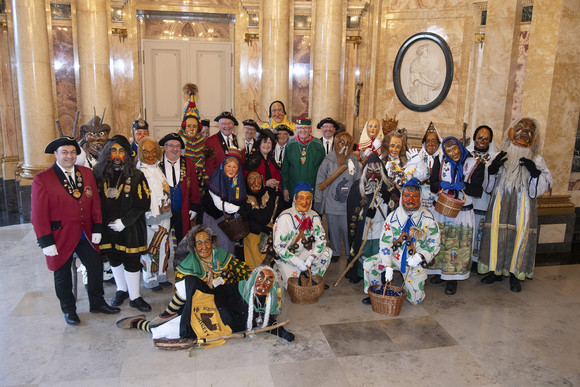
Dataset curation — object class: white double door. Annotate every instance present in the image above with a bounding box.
[142,39,233,139]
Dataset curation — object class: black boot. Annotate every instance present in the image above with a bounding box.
[509,273,521,292]
[481,273,503,284]
[445,280,457,295]
[471,261,478,273]
[430,275,443,284]
[361,297,371,305]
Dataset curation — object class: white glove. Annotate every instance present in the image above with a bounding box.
[150,224,159,232]
[223,202,240,214]
[189,210,197,220]
[296,260,308,272]
[347,159,355,175]
[305,255,315,267]
[109,219,125,232]
[408,253,423,268]
[363,148,372,158]
[406,148,419,160]
[371,138,381,150]
[91,233,102,244]
[384,266,394,282]
[212,277,225,287]
[42,245,58,256]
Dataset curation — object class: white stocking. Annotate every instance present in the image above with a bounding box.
[125,270,141,301]
[111,264,127,292]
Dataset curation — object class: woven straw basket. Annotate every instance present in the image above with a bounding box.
[287,269,325,305]
[368,283,407,316]
[434,190,465,218]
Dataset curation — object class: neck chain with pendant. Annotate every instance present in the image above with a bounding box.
[105,173,124,199]
[300,142,311,165]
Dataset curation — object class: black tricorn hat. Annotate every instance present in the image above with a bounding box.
[257,128,277,144]
[45,137,81,154]
[275,125,294,136]
[214,111,238,126]
[159,132,185,149]
[316,117,339,130]
[242,119,260,131]
[201,119,210,127]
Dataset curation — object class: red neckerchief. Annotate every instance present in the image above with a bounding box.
[294,213,313,231]
[296,134,313,145]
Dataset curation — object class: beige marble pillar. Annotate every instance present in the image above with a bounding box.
[260,0,290,114]
[474,0,522,141]
[311,0,343,133]
[11,0,56,178]
[521,0,580,195]
[77,0,113,126]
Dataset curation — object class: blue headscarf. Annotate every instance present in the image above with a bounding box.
[206,155,247,203]
[441,137,469,184]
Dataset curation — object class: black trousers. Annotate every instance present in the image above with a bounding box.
[53,238,104,313]
[107,251,142,272]
[171,208,184,244]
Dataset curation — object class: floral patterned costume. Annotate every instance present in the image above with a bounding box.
[273,206,332,288]
[363,205,440,304]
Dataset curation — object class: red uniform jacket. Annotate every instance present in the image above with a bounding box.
[31,164,102,271]
[159,156,201,236]
[204,132,245,177]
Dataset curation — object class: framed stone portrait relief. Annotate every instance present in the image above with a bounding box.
[393,32,453,112]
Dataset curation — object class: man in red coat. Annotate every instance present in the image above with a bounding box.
[159,133,201,243]
[204,111,244,177]
[31,137,120,325]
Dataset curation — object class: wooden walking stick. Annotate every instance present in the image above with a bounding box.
[153,320,290,351]
[334,184,382,287]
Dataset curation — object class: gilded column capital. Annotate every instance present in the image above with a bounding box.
[19,164,50,179]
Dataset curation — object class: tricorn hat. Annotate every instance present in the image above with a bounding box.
[242,119,260,131]
[275,125,294,136]
[214,111,238,126]
[45,136,81,154]
[159,133,185,149]
[316,117,339,130]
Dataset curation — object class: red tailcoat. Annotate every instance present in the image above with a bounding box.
[31,164,102,271]
[204,132,245,177]
[159,156,201,236]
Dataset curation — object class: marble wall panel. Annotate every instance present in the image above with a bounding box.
[52,26,77,137]
[387,0,466,9]
[291,34,311,122]
[143,19,232,41]
[342,42,358,135]
[110,35,137,137]
[136,0,236,7]
[0,29,19,160]
[510,30,529,122]
[375,13,466,140]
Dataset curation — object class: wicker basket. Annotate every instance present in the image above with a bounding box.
[287,269,325,305]
[368,283,407,316]
[434,190,465,218]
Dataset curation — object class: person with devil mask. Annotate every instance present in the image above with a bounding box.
[345,153,399,283]
[273,182,332,289]
[314,131,360,263]
[76,113,111,169]
[362,179,440,305]
[478,117,552,292]
[94,135,152,312]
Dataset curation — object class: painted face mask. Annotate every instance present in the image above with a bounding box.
[110,143,126,171]
[402,188,421,212]
[295,191,312,212]
[195,231,212,259]
[141,140,158,165]
[254,268,275,296]
[509,118,536,148]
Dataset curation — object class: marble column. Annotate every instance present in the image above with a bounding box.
[11,0,56,179]
[521,0,580,195]
[311,0,343,133]
[77,0,113,126]
[0,22,21,213]
[260,0,290,115]
[474,0,522,142]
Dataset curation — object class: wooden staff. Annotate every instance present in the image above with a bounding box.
[318,164,348,191]
[153,320,290,351]
[334,184,382,287]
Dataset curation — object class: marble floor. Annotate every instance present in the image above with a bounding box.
[1,223,579,386]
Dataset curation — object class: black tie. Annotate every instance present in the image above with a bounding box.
[279,147,284,163]
[65,171,75,187]
[247,143,251,154]
[226,137,231,148]
[326,141,329,155]
[170,162,177,186]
